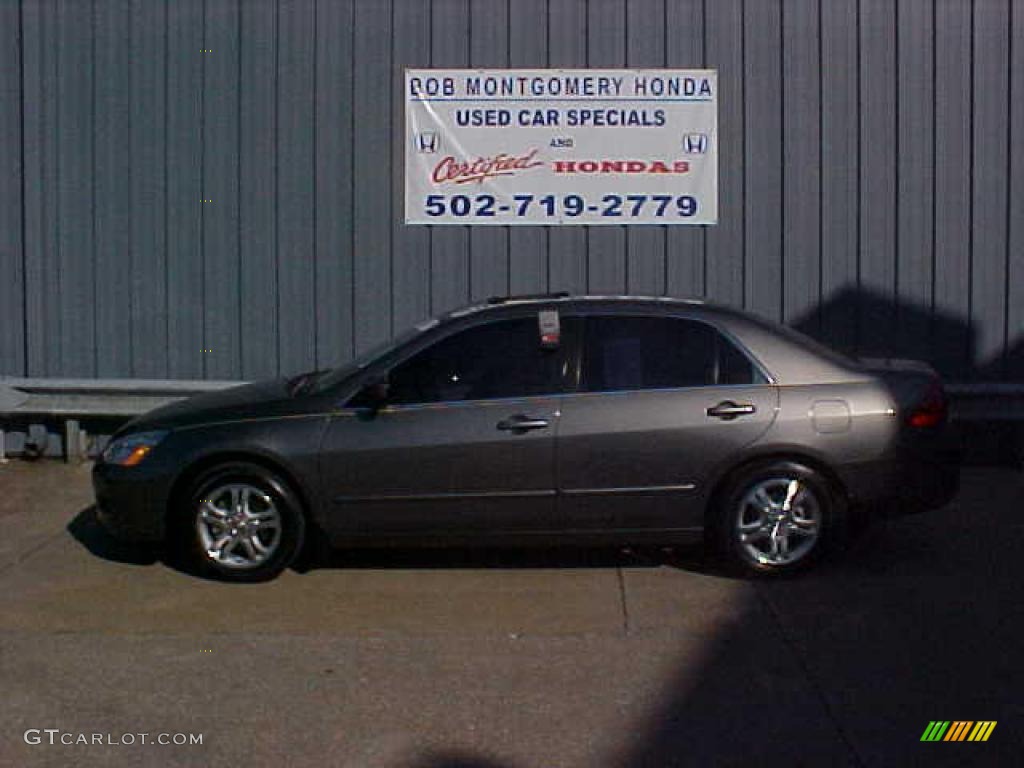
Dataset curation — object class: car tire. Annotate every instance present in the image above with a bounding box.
[173,462,306,582]
[711,460,841,577]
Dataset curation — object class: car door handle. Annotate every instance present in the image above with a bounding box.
[706,401,757,420]
[497,414,550,432]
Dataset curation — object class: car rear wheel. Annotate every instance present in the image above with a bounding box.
[176,462,305,582]
[713,461,839,576]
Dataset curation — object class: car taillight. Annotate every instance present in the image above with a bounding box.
[907,380,948,428]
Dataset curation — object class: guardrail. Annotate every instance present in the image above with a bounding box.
[945,384,1024,467]
[0,377,246,462]
[946,383,1024,420]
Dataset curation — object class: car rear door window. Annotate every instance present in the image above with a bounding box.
[582,315,761,392]
[387,317,568,405]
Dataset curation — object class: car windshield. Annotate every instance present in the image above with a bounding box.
[310,322,435,393]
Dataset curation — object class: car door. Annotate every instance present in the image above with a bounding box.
[556,313,778,532]
[318,313,573,538]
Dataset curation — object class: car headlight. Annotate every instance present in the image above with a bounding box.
[100,430,169,467]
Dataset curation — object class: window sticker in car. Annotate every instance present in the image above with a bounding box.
[538,310,560,348]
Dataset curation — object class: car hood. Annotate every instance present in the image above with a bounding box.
[121,379,295,432]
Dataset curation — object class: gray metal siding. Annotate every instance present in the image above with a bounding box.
[0,1,24,376]
[782,0,821,329]
[895,0,933,362]
[239,0,278,380]
[1012,0,1024,381]
[1,0,1022,383]
[166,0,205,380]
[315,0,355,368]
[933,0,972,378]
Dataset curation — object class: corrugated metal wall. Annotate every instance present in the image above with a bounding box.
[1,0,1022,383]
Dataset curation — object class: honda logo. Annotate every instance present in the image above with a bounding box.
[682,133,709,154]
[415,131,439,154]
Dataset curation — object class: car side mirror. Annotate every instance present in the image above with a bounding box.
[366,378,390,405]
[348,376,390,417]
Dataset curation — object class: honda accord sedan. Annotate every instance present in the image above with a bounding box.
[93,294,959,581]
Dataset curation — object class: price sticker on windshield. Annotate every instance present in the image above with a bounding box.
[538,310,561,348]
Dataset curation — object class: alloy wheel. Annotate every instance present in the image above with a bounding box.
[195,483,283,570]
[734,476,822,567]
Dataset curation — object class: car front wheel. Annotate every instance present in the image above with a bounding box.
[176,462,305,582]
[713,461,840,576]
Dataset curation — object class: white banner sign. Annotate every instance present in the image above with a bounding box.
[405,69,717,226]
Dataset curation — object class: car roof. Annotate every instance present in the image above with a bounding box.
[442,294,773,335]
[444,294,703,319]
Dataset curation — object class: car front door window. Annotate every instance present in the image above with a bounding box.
[388,317,568,405]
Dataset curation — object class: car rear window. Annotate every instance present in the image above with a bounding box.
[582,315,762,392]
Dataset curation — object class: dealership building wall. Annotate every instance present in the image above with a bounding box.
[0,0,1022,386]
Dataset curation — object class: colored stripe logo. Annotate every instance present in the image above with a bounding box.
[921,721,996,742]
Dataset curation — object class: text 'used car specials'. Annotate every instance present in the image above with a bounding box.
[405,69,718,225]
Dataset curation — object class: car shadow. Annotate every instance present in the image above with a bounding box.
[66,505,162,566]
[410,755,515,768]
[65,502,638,576]
[63,505,964,594]
[295,539,698,575]
[66,504,736,581]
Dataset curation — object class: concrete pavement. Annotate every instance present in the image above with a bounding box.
[0,460,1020,767]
